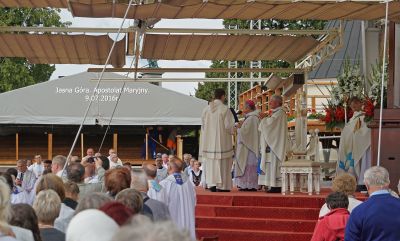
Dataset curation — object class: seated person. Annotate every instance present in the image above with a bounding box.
[311,192,350,241]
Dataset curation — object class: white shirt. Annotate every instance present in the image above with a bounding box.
[28,163,44,178]
[319,196,363,217]
[56,170,64,177]
[109,159,123,169]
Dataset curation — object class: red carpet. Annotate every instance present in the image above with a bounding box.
[195,188,366,241]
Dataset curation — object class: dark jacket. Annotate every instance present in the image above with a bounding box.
[345,193,400,241]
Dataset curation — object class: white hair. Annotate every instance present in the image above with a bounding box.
[33,190,61,225]
[364,166,390,187]
[0,179,11,223]
[52,155,67,167]
[131,170,149,192]
[271,95,283,106]
[112,216,192,241]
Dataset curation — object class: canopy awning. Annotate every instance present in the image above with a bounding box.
[141,34,319,62]
[1,0,399,21]
[0,34,125,67]
[68,0,400,21]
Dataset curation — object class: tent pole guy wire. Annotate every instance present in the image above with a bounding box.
[62,0,135,174]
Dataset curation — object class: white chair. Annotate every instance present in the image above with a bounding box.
[281,129,321,195]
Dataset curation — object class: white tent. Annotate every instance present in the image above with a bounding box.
[0,72,207,126]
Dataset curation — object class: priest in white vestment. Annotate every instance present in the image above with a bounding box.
[235,100,260,191]
[258,95,288,193]
[142,164,168,203]
[159,159,196,240]
[337,97,371,190]
[201,89,235,192]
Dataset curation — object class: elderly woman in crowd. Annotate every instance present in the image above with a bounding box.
[33,190,65,241]
[66,210,118,241]
[319,174,363,217]
[9,204,41,241]
[0,179,18,241]
[111,215,192,241]
[74,193,112,215]
[35,174,74,232]
[104,168,131,198]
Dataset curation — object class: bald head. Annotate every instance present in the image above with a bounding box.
[142,164,157,179]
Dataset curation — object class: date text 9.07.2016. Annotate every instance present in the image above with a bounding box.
[84,95,119,102]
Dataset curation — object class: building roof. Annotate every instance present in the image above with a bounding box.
[0,72,207,126]
[309,20,363,79]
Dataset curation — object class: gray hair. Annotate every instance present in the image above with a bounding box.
[52,155,67,167]
[111,216,192,241]
[0,179,11,224]
[131,170,149,192]
[271,95,283,106]
[16,159,27,165]
[364,166,390,187]
[115,188,143,214]
[33,190,61,225]
[75,193,113,215]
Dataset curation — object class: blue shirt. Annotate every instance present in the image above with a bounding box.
[345,193,400,241]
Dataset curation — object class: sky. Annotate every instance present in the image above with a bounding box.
[51,10,223,96]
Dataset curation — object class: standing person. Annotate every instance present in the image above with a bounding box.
[16,160,36,204]
[258,95,288,193]
[28,155,44,178]
[156,157,168,182]
[161,154,169,169]
[337,97,371,191]
[345,166,400,241]
[166,128,178,155]
[189,161,203,187]
[33,190,65,241]
[51,155,67,178]
[42,160,52,175]
[311,192,350,241]
[142,164,167,202]
[109,154,123,169]
[159,159,196,239]
[200,88,235,192]
[234,100,260,192]
[85,148,95,158]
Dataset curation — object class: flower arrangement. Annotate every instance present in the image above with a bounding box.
[321,100,354,129]
[320,60,388,129]
[321,59,363,129]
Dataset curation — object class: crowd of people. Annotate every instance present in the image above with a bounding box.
[1,88,399,241]
[311,166,400,241]
[0,148,201,241]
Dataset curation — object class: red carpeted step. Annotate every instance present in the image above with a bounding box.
[196,216,316,232]
[197,193,325,208]
[197,228,313,241]
[196,205,320,220]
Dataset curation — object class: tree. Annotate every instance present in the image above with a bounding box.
[195,19,326,101]
[0,8,70,93]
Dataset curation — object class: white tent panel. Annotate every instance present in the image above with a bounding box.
[0,72,207,125]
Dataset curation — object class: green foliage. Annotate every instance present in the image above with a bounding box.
[0,8,70,93]
[195,19,326,101]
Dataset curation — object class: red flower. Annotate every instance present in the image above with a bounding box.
[323,109,332,123]
[364,98,375,117]
[335,107,345,122]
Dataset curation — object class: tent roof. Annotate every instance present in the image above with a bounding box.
[142,34,319,63]
[0,72,207,126]
[0,34,125,68]
[1,0,399,21]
